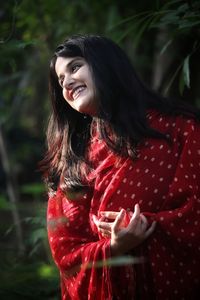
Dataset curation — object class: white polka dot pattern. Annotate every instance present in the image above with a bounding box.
[47,112,200,299]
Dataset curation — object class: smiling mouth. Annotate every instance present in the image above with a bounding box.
[71,85,86,100]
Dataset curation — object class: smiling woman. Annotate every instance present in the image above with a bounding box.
[55,56,98,116]
[40,34,200,300]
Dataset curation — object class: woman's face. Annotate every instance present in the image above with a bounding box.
[55,56,98,116]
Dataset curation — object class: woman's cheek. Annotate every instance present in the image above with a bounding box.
[62,89,68,101]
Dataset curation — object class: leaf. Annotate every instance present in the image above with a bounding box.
[0,195,10,210]
[159,11,180,26]
[0,195,17,211]
[183,55,190,89]
[84,255,146,269]
[4,225,15,236]
[37,264,58,279]
[20,183,45,195]
[179,70,185,95]
[176,3,189,13]
[164,63,183,95]
[162,0,184,9]
[109,11,152,29]
[30,228,46,245]
[117,12,157,46]
[15,40,37,49]
[160,39,173,55]
[178,20,200,29]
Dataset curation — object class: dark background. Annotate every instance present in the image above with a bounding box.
[0,0,200,299]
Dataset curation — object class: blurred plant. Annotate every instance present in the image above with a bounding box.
[109,0,200,101]
[0,261,59,300]
[0,0,200,298]
[0,192,58,299]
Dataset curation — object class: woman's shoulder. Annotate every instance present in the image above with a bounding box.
[147,109,200,135]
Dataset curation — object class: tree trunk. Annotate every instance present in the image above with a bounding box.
[0,124,25,255]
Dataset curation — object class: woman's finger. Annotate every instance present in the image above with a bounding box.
[140,213,148,224]
[132,204,140,220]
[144,221,157,239]
[112,209,126,234]
[100,211,119,219]
[128,204,140,228]
[101,232,111,238]
[98,221,112,231]
[140,214,148,230]
[99,228,111,237]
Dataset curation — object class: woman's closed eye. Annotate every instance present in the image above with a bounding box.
[71,64,82,73]
[57,62,83,87]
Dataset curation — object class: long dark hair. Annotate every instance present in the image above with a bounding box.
[40,34,200,194]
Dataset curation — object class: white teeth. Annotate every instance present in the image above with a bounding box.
[72,86,85,99]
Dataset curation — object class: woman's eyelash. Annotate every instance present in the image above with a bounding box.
[71,64,81,72]
[58,63,82,86]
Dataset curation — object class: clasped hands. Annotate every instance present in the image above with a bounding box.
[93,204,156,255]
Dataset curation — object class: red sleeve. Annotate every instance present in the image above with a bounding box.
[47,189,112,300]
[142,119,200,299]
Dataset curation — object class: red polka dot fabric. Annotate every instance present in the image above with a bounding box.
[47,111,200,299]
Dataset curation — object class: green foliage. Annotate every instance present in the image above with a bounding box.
[86,255,145,269]
[0,195,11,210]
[0,261,59,300]
[183,55,190,89]
[109,0,200,97]
[20,183,45,196]
[0,0,200,298]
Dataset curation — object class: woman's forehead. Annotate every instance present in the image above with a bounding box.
[55,56,85,76]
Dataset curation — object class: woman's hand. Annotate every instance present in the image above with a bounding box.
[93,204,156,255]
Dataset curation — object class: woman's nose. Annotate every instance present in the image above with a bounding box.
[63,75,75,89]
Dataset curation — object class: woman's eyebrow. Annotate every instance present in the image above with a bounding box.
[57,58,83,79]
[66,58,83,69]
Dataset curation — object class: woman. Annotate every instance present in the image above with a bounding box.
[41,34,200,299]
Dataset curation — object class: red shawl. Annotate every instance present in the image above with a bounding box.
[47,111,200,299]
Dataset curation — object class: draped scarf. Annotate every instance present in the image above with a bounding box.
[47,112,200,299]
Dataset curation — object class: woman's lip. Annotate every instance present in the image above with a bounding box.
[73,86,86,100]
[68,85,86,100]
[67,89,74,100]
